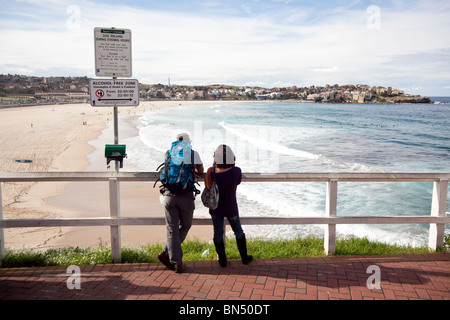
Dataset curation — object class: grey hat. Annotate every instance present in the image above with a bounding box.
[214,144,235,165]
[176,133,191,143]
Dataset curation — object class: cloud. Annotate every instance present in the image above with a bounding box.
[1,0,450,94]
[313,66,339,73]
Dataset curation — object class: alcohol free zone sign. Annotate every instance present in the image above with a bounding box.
[89,79,139,107]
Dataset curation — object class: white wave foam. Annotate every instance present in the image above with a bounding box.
[219,121,384,173]
[219,121,319,160]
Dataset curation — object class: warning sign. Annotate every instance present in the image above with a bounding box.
[89,79,139,107]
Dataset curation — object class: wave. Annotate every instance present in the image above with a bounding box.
[219,121,319,160]
[219,121,384,173]
[138,122,174,154]
[128,104,441,247]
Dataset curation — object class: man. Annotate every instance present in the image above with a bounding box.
[157,133,203,273]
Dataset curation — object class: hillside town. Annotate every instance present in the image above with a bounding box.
[0,74,431,107]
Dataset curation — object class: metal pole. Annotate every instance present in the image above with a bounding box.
[110,81,121,262]
[113,104,119,173]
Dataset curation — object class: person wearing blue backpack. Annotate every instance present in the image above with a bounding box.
[156,133,203,273]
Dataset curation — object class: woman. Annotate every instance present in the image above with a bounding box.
[204,144,253,267]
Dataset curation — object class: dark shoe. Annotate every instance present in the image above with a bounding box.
[174,263,183,273]
[243,254,253,264]
[236,235,253,265]
[213,239,227,267]
[157,251,175,271]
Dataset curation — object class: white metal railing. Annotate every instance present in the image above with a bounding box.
[0,172,449,264]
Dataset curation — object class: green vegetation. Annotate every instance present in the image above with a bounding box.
[444,234,450,249]
[1,236,446,268]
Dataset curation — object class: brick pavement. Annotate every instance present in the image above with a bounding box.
[0,253,448,301]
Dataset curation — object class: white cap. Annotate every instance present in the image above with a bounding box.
[176,133,191,143]
[214,144,235,165]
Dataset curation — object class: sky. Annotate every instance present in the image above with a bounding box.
[1,0,450,96]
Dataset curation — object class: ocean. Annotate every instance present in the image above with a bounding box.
[116,98,450,247]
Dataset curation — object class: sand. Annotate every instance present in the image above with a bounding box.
[0,100,227,251]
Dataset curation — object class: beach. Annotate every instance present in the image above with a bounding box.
[2,100,449,251]
[0,100,222,251]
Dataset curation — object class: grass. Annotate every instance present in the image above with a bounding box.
[1,235,446,269]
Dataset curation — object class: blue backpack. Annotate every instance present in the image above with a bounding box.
[156,140,199,195]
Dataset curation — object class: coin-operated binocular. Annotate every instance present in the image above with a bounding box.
[105,144,127,169]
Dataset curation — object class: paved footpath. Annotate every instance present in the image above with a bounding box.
[0,253,448,301]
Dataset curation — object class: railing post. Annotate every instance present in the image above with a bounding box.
[428,179,448,251]
[0,183,5,266]
[324,179,338,255]
[109,178,121,263]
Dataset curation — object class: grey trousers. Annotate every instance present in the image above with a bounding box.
[162,192,195,265]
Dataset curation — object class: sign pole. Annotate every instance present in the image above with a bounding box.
[108,42,120,263]
[112,75,120,173]
[110,78,121,263]
[114,104,119,172]
[93,26,137,263]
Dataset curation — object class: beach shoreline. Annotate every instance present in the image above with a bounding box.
[1,100,241,251]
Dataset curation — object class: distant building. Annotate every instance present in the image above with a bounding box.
[376,86,387,95]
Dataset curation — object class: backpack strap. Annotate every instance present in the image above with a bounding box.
[177,162,185,185]
[211,167,216,182]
